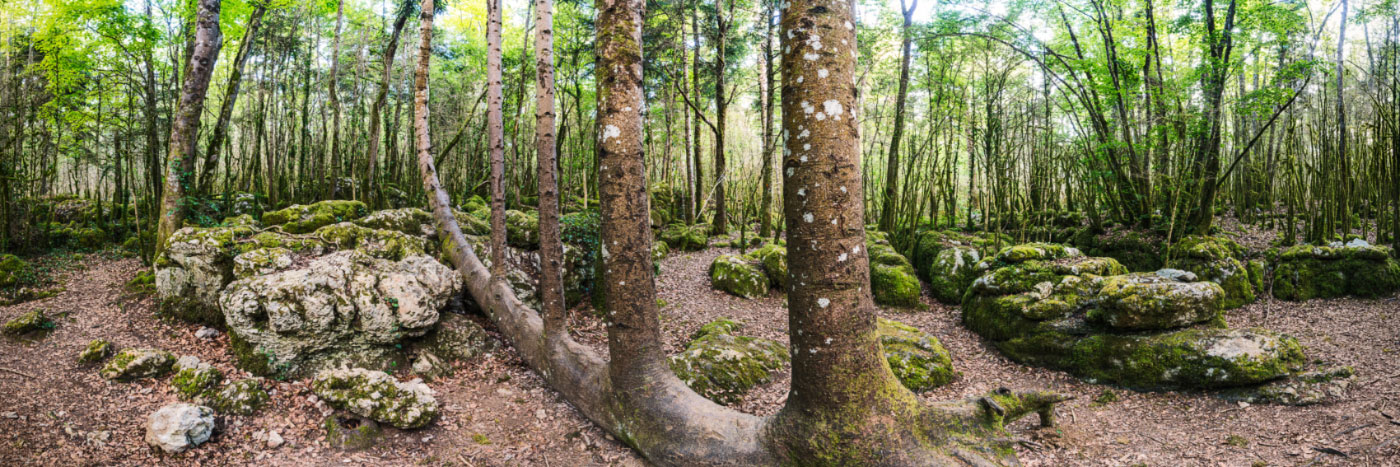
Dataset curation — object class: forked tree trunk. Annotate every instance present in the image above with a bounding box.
[364,0,413,209]
[197,3,266,195]
[413,1,1058,464]
[155,0,222,258]
[486,0,507,277]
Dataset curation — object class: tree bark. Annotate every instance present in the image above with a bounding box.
[364,1,414,209]
[487,0,508,277]
[155,0,222,258]
[197,3,266,195]
[710,0,730,235]
[759,0,776,239]
[534,0,565,337]
[324,0,344,198]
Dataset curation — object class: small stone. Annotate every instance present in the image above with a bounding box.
[534,409,546,420]
[195,327,221,339]
[77,339,114,364]
[144,403,215,454]
[266,430,284,449]
[100,348,175,381]
[1154,268,1198,282]
[3,310,53,336]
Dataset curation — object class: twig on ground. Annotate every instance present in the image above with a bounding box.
[0,367,38,379]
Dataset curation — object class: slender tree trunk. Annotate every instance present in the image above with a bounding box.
[534,0,565,337]
[878,0,916,232]
[325,0,344,198]
[197,4,265,195]
[759,0,776,238]
[364,1,413,208]
[690,0,704,225]
[711,0,730,235]
[1335,0,1350,234]
[155,0,221,257]
[487,0,508,276]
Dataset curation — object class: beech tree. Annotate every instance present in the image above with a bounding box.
[154,0,221,257]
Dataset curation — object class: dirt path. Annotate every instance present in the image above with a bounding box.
[1,248,1397,466]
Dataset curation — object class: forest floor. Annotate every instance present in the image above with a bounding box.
[1,241,1398,466]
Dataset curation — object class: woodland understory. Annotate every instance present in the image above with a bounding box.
[1,0,1399,465]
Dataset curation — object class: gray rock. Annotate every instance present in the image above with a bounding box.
[144,403,215,453]
[194,327,221,340]
[312,368,439,429]
[100,348,175,381]
[1154,268,1198,282]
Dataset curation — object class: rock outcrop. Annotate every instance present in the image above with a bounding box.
[1167,235,1261,309]
[709,254,769,299]
[1272,240,1400,300]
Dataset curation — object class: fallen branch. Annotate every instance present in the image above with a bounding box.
[0,367,37,379]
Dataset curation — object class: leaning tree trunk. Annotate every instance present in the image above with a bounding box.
[197,3,265,195]
[413,0,1059,464]
[486,0,507,277]
[155,0,221,258]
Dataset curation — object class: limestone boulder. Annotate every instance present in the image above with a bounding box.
[100,348,175,381]
[312,368,439,429]
[1167,235,1258,309]
[1089,271,1225,331]
[144,403,215,454]
[1272,241,1400,300]
[669,320,788,404]
[877,318,956,392]
[261,200,368,234]
[709,254,769,299]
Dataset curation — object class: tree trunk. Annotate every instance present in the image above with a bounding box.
[711,0,730,235]
[325,0,344,198]
[878,0,916,232]
[363,1,412,209]
[197,4,266,195]
[487,0,508,277]
[155,0,222,258]
[690,0,704,225]
[759,0,776,239]
[534,0,565,337]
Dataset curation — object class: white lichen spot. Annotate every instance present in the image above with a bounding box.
[817,68,828,79]
[803,212,814,223]
[601,124,621,142]
[786,167,795,177]
[815,112,826,121]
[797,188,806,197]
[804,53,819,61]
[817,298,830,308]
[797,75,804,84]
[823,100,844,120]
[838,253,848,262]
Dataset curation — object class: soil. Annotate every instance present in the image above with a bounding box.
[2,241,1397,466]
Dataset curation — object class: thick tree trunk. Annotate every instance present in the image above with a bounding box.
[197,4,265,195]
[155,0,222,258]
[486,0,508,277]
[364,1,413,209]
[534,0,565,337]
[878,0,916,232]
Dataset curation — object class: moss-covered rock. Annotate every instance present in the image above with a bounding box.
[351,208,436,238]
[231,247,295,280]
[410,313,496,362]
[312,368,439,429]
[100,348,175,381]
[261,200,369,234]
[503,209,540,249]
[1272,241,1400,300]
[323,414,382,451]
[154,223,260,327]
[690,317,744,341]
[1089,272,1225,331]
[867,234,922,307]
[171,357,224,400]
[1072,227,1165,272]
[1167,235,1257,309]
[1220,366,1354,406]
[877,318,957,392]
[0,254,31,289]
[314,222,429,261]
[709,254,770,299]
[669,322,789,404]
[210,378,270,415]
[745,243,788,289]
[78,339,114,364]
[3,310,54,336]
[659,223,709,251]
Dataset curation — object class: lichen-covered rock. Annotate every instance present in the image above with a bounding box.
[745,243,788,289]
[154,223,258,327]
[1167,235,1257,309]
[232,247,295,280]
[312,368,439,429]
[210,378,270,415]
[220,251,461,378]
[227,192,261,217]
[351,208,436,238]
[3,309,53,336]
[411,352,453,381]
[171,356,223,400]
[709,254,769,299]
[1272,241,1400,300]
[261,200,368,234]
[669,321,789,404]
[867,233,922,307]
[659,223,709,251]
[1071,227,1165,272]
[101,348,175,381]
[410,313,495,362]
[78,339,114,364]
[323,414,382,451]
[1221,366,1354,406]
[144,403,215,454]
[504,210,540,249]
[877,318,956,392]
[314,222,429,261]
[690,317,743,341]
[1089,272,1225,331]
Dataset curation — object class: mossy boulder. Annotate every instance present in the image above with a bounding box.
[220,251,461,378]
[744,243,788,289]
[261,200,369,234]
[669,321,789,404]
[78,339,114,364]
[314,222,429,261]
[504,209,540,249]
[659,223,709,251]
[154,223,260,327]
[3,310,54,336]
[323,415,383,451]
[0,254,31,289]
[1221,366,1354,406]
[171,356,224,400]
[231,247,295,280]
[877,318,957,392]
[709,254,770,299]
[100,348,175,381]
[1072,227,1165,272]
[1272,241,1400,300]
[867,233,921,307]
[351,208,436,238]
[1167,235,1258,309]
[690,317,744,341]
[312,368,439,429]
[906,230,1006,304]
[1088,272,1225,331]
[209,378,270,415]
[410,313,496,362]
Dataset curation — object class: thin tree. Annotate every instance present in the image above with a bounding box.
[364,0,415,208]
[486,0,507,277]
[325,0,344,198]
[534,0,565,336]
[155,0,222,257]
[878,0,917,232]
[758,0,776,238]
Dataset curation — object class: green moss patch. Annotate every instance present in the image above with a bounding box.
[669,321,789,404]
[1272,241,1400,300]
[877,318,957,391]
[78,339,114,364]
[210,379,270,415]
[659,223,709,251]
[312,368,439,429]
[709,254,769,299]
[1167,235,1258,309]
[100,348,175,381]
[3,309,55,337]
[261,200,369,234]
